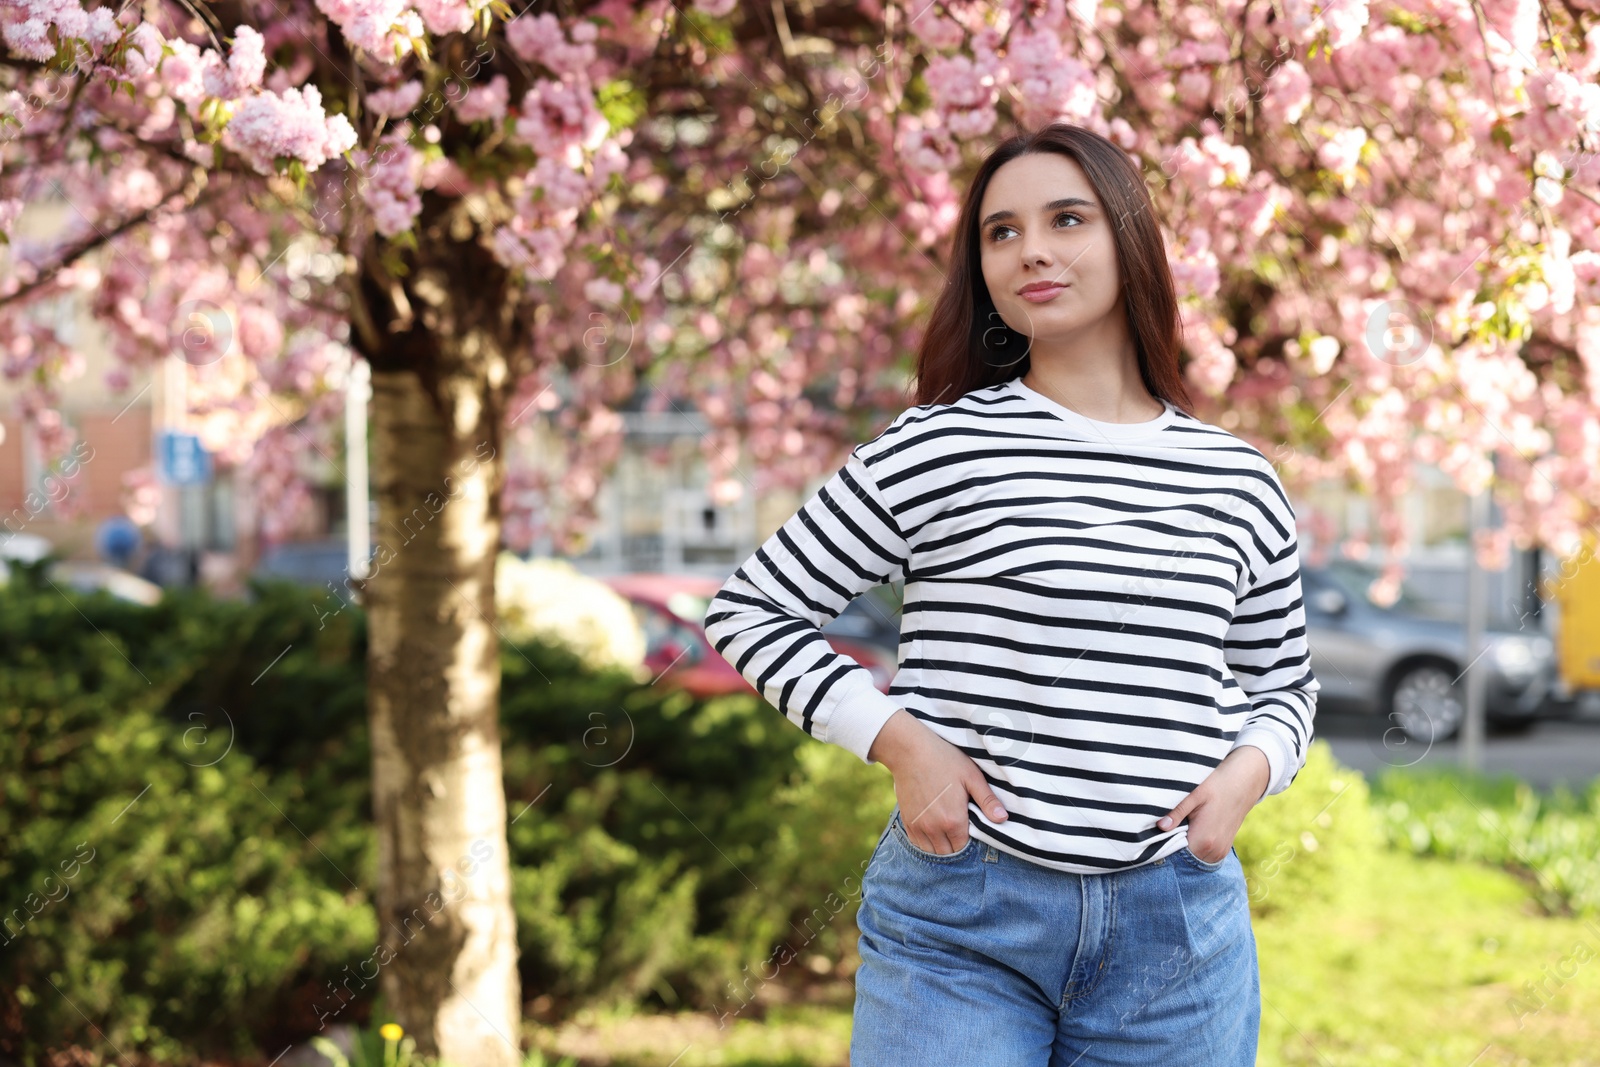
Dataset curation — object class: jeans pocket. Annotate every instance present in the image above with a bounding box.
[1176,842,1228,873]
[870,809,897,863]
[892,809,976,863]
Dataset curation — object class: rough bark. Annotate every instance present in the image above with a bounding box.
[355,198,525,1066]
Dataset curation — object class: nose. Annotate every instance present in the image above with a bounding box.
[1017,228,1053,270]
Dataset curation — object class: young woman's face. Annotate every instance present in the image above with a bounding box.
[977,152,1124,347]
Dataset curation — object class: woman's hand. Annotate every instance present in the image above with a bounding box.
[868,709,1008,854]
[1156,746,1271,864]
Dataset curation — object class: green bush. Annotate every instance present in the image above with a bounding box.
[1369,765,1600,918]
[0,568,376,1064]
[1234,740,1379,916]
[0,570,900,1061]
[498,642,894,1014]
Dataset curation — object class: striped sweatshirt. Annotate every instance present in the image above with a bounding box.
[701,375,1319,874]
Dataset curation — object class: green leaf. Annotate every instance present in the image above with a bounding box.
[595,79,645,133]
[1383,7,1431,32]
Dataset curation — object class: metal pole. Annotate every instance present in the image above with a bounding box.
[346,358,371,581]
[1461,481,1490,771]
[156,354,180,550]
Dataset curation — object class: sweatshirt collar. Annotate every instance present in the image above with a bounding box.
[1005,377,1178,442]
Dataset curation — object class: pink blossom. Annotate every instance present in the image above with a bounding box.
[590,138,628,189]
[87,6,118,45]
[897,113,960,174]
[3,19,53,62]
[1000,26,1095,127]
[512,79,608,167]
[909,11,964,52]
[412,0,474,35]
[527,157,590,215]
[223,82,356,176]
[367,80,423,117]
[1171,231,1221,300]
[1107,117,1138,150]
[121,466,162,526]
[924,55,996,113]
[1184,321,1238,396]
[122,22,164,78]
[3,0,1600,598]
[584,278,623,306]
[453,74,508,125]
[417,154,470,196]
[1319,0,1370,49]
[1261,61,1311,126]
[50,5,87,43]
[229,25,266,92]
[325,113,358,156]
[237,304,285,361]
[359,126,422,237]
[506,12,597,76]
[1278,0,1317,37]
[158,37,211,109]
[488,213,572,281]
[629,257,662,303]
[944,105,996,139]
[1316,127,1367,183]
[316,0,422,60]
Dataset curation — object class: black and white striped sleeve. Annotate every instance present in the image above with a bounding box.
[702,447,910,764]
[1223,506,1320,800]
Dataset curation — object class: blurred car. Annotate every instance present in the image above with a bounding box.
[822,581,904,660]
[48,560,164,605]
[601,573,897,700]
[1,534,163,605]
[0,531,52,565]
[1301,559,1561,742]
[251,538,356,591]
[139,543,202,588]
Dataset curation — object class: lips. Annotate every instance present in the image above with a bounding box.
[1018,282,1068,302]
[1018,281,1068,295]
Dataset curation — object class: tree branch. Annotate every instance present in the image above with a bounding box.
[0,181,224,309]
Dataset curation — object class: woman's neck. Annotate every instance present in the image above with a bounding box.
[1020,361,1163,424]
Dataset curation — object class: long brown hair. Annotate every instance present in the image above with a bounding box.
[911,123,1195,414]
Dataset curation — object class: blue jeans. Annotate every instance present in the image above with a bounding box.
[851,805,1260,1065]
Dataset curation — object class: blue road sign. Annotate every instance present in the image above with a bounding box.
[157,430,213,486]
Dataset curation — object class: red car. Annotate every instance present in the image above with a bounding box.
[600,573,896,699]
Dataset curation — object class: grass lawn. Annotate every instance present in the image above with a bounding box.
[525,850,1600,1066]
[1257,849,1600,1067]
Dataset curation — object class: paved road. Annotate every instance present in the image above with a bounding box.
[1316,710,1600,793]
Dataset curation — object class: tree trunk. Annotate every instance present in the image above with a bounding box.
[356,217,524,1065]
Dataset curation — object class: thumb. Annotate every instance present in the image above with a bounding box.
[1157,791,1197,831]
[967,774,1008,823]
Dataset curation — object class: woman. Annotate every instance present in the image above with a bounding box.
[702,123,1318,1066]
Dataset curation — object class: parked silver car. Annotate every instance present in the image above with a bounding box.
[1300,559,1559,742]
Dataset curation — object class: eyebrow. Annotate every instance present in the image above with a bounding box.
[979,197,1099,229]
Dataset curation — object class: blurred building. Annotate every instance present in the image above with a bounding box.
[517,401,761,580]
[1,197,274,591]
